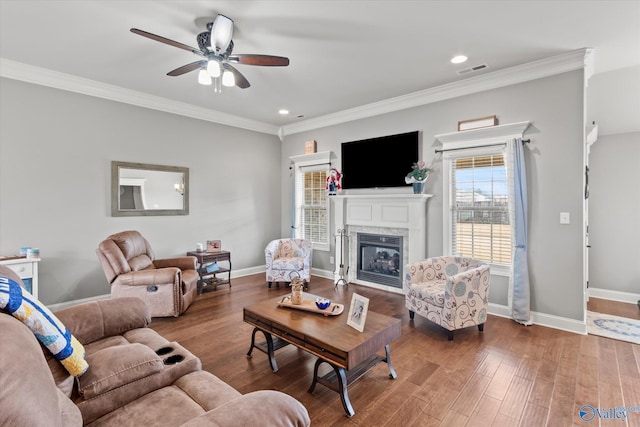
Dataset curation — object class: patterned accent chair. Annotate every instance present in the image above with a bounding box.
[265,239,313,289]
[404,256,490,341]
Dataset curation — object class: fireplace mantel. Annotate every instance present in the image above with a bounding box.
[332,193,432,293]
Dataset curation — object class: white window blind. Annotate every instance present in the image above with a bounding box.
[450,154,512,265]
[294,165,329,249]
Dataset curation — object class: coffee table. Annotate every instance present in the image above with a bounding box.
[243,294,401,417]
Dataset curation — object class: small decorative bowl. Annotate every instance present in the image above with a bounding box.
[315,298,331,310]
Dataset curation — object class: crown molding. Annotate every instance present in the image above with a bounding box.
[1,48,593,139]
[0,58,279,136]
[280,48,594,137]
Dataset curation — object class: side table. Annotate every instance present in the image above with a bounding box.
[0,256,40,299]
[186,251,231,294]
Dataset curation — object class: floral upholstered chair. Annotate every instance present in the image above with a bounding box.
[265,238,313,289]
[404,256,490,340]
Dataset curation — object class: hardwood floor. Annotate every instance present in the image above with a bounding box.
[588,297,640,320]
[150,274,640,427]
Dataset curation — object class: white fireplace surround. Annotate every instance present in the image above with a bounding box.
[332,193,432,294]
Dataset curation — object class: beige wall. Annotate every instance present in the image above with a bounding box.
[0,78,282,305]
[281,70,587,321]
[588,131,640,294]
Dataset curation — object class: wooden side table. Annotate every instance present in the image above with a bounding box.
[186,251,231,294]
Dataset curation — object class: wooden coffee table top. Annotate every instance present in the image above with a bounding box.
[243,293,401,370]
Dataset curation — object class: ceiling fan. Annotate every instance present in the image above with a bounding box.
[131,14,289,91]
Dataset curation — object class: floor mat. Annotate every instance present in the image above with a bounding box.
[586,311,640,345]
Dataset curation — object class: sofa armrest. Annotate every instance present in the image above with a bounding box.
[179,390,310,427]
[265,240,280,264]
[54,297,151,344]
[154,256,197,271]
[444,264,491,322]
[112,268,180,287]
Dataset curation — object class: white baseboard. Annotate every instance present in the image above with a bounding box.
[487,303,587,335]
[47,294,111,312]
[588,287,640,304]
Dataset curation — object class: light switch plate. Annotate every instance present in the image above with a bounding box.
[560,212,570,224]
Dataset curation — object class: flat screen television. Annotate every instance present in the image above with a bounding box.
[340,131,419,190]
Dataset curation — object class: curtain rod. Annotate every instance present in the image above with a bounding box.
[290,161,332,170]
[435,139,530,154]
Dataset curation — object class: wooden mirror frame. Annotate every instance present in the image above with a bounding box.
[111,161,189,217]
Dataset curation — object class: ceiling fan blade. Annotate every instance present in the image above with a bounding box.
[167,61,206,76]
[223,63,250,89]
[228,54,290,66]
[130,28,205,56]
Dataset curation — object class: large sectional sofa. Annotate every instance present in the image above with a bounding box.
[0,265,310,426]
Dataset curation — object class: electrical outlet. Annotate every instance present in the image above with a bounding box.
[560,212,570,225]
[329,256,335,264]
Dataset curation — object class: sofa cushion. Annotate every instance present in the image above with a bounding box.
[408,280,446,308]
[0,314,82,427]
[0,275,88,377]
[78,343,164,399]
[86,371,241,427]
[272,257,305,271]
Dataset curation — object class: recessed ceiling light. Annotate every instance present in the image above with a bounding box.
[451,55,468,64]
[278,109,290,115]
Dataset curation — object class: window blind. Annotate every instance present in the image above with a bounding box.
[295,167,328,246]
[450,154,511,264]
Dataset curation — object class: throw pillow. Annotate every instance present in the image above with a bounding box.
[0,275,89,377]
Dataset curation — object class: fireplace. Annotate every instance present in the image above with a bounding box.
[357,233,403,288]
[332,193,432,294]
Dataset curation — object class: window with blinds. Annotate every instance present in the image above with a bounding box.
[450,154,511,264]
[295,168,329,248]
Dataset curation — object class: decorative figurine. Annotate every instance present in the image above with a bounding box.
[326,168,342,196]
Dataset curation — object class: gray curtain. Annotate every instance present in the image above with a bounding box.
[512,138,532,325]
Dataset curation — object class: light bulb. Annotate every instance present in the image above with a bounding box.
[222,69,235,87]
[210,14,234,53]
[213,77,222,93]
[198,69,212,85]
[207,60,221,77]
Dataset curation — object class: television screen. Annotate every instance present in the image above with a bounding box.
[341,131,419,189]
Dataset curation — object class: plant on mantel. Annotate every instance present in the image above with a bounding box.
[405,161,432,184]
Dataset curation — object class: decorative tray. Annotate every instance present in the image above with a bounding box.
[278,294,344,316]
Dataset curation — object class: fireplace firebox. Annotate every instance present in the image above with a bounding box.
[357,233,403,288]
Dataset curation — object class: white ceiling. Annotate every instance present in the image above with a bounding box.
[1,1,639,133]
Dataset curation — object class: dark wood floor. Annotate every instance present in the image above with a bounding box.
[588,297,640,320]
[150,274,640,427]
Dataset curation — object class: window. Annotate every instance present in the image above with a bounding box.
[442,141,514,275]
[450,154,511,265]
[291,152,331,251]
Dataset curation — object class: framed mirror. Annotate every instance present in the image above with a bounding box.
[111,161,189,217]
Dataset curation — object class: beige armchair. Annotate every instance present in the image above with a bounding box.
[96,230,198,317]
[404,256,490,340]
[265,238,313,289]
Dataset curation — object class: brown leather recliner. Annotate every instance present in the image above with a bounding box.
[96,230,198,317]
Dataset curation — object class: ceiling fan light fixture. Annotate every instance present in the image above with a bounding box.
[207,60,221,77]
[222,69,235,87]
[211,14,234,53]
[198,69,212,85]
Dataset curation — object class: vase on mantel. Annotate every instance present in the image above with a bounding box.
[412,179,427,194]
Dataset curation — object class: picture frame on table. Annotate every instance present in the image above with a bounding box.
[206,240,221,252]
[346,293,369,332]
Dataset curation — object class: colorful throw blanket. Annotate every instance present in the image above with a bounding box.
[0,275,88,377]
